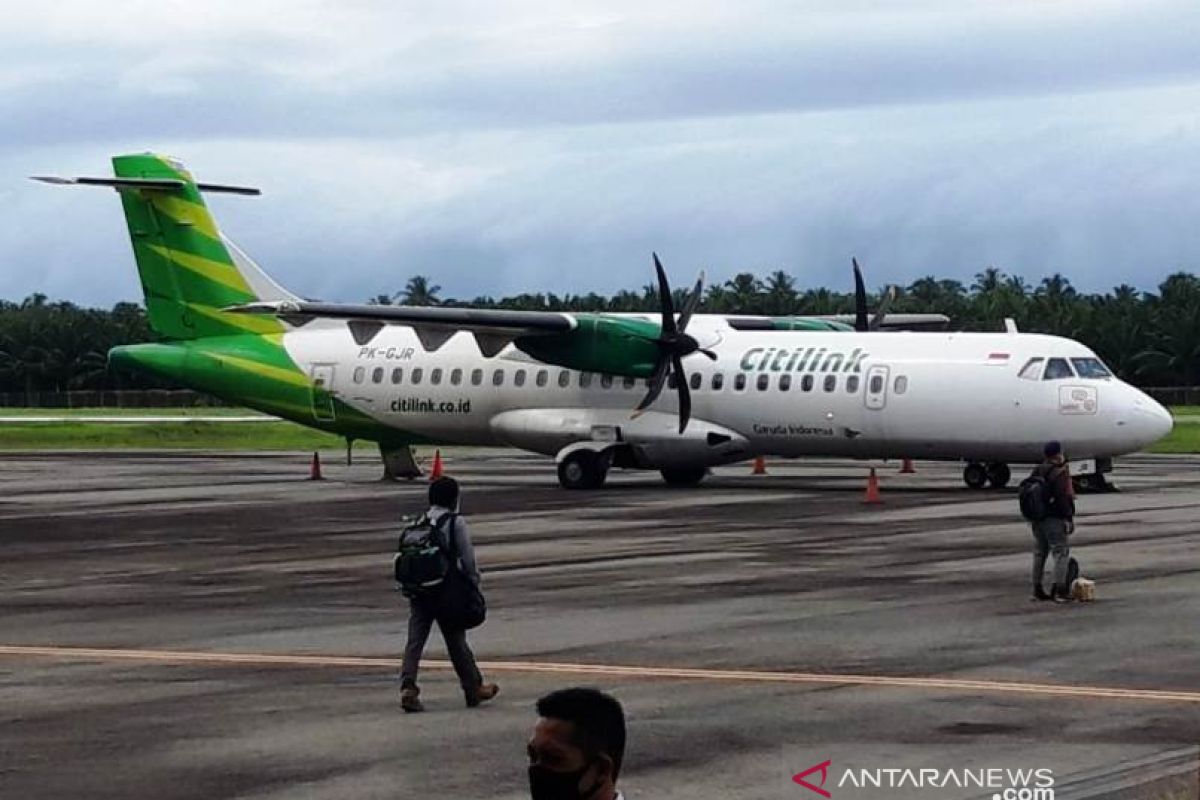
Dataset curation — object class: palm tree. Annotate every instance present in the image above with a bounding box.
[763,270,798,315]
[400,276,442,306]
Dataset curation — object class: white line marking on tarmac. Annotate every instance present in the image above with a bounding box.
[3,644,1199,705]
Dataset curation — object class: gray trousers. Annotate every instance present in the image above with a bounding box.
[400,597,482,691]
[1032,517,1071,591]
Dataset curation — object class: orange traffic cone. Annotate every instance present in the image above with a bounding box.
[309,451,323,481]
[752,456,767,475]
[429,449,444,481]
[863,468,882,504]
[900,458,916,474]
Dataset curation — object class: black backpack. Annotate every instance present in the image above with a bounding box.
[1019,465,1067,522]
[394,513,455,596]
[1018,474,1051,521]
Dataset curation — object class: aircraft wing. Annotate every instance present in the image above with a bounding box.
[813,312,950,330]
[226,300,577,355]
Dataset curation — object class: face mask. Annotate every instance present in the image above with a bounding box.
[528,762,601,800]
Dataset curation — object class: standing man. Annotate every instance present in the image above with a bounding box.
[400,476,498,712]
[1029,440,1076,602]
[527,687,627,800]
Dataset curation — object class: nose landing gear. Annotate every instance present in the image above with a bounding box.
[963,461,1012,489]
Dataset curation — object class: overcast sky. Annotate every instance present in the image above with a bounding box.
[2,1,1199,307]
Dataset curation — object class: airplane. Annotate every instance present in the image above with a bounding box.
[34,153,1174,490]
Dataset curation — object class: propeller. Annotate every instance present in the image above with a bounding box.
[631,253,716,434]
[851,257,896,331]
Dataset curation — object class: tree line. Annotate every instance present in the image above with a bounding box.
[3,268,1198,395]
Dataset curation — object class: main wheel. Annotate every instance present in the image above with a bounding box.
[963,461,988,490]
[660,467,708,487]
[985,461,1011,489]
[557,450,608,490]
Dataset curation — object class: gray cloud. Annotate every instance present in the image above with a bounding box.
[2,2,1200,307]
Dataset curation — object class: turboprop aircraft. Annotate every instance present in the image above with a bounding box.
[35,154,1173,490]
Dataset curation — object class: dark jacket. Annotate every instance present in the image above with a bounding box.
[1033,460,1075,520]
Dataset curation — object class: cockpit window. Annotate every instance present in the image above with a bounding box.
[1071,357,1112,379]
[1043,358,1075,380]
[1018,358,1044,380]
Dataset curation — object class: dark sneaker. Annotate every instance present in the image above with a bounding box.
[466,683,499,708]
[401,686,425,713]
[1050,586,1073,604]
[1032,586,1052,602]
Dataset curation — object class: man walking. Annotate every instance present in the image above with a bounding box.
[1029,440,1076,602]
[400,476,498,712]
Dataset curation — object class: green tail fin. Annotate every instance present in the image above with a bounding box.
[111,153,295,340]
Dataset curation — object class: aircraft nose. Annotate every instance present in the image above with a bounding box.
[1126,388,1174,447]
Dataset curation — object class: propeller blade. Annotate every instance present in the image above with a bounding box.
[677,271,705,332]
[869,285,897,331]
[632,358,670,416]
[699,348,718,361]
[672,354,691,433]
[652,252,677,335]
[852,257,869,332]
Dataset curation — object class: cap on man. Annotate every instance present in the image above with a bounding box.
[528,687,626,800]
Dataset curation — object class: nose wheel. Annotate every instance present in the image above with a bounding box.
[963,461,1011,489]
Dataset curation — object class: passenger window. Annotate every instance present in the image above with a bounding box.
[391,368,403,384]
[558,370,571,388]
[894,375,907,394]
[712,373,724,391]
[668,372,678,389]
[1043,358,1074,380]
[353,366,365,384]
[801,374,814,392]
[824,374,837,392]
[431,368,443,385]
[1018,358,1044,380]
[514,369,526,387]
[372,367,384,384]
[779,374,791,391]
[579,372,592,388]
[734,373,747,391]
[1071,357,1112,379]
[471,368,483,386]
[412,368,423,385]
[690,373,701,390]
[492,369,504,386]
[601,374,613,389]
[846,375,859,393]
[536,370,548,387]
[623,376,637,390]
[869,375,882,393]
[757,374,769,391]
[450,368,462,386]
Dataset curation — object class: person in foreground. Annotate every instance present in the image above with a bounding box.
[527,687,627,800]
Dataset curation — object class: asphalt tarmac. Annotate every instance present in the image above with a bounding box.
[2,451,1199,800]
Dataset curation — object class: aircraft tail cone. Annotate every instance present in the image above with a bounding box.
[309,452,323,481]
[900,458,916,474]
[430,449,444,481]
[752,456,767,475]
[864,468,882,504]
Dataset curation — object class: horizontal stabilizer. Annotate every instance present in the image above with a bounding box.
[31,176,260,195]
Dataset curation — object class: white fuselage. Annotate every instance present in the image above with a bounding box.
[283,315,1173,468]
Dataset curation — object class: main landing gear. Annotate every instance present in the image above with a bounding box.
[557,450,610,490]
[963,461,1011,490]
